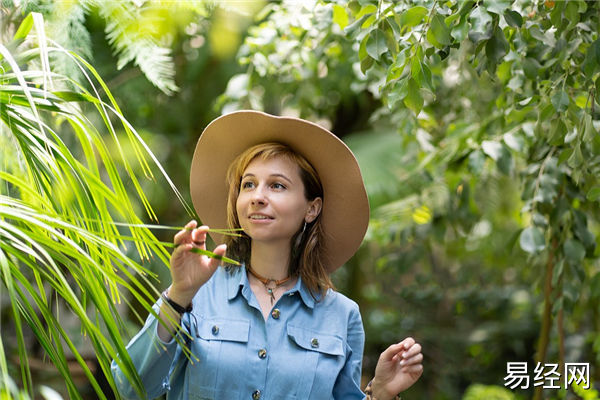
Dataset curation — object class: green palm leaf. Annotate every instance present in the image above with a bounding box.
[0,12,192,399]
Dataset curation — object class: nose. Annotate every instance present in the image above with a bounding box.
[250,186,267,206]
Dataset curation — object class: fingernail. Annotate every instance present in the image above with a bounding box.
[399,360,405,366]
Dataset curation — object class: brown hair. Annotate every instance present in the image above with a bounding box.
[224,142,333,299]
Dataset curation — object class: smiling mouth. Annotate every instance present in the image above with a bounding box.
[249,215,274,220]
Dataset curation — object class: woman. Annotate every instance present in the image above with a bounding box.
[112,111,423,399]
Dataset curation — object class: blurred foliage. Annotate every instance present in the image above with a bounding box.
[2,0,600,399]
[463,383,517,400]
[222,0,600,398]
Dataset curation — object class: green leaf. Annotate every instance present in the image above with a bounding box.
[586,186,600,201]
[522,57,542,80]
[356,4,378,18]
[563,238,586,264]
[484,0,512,15]
[485,26,509,66]
[387,78,409,109]
[503,10,523,28]
[528,24,555,47]
[361,55,375,74]
[503,132,525,152]
[411,56,423,86]
[366,29,388,61]
[548,119,567,145]
[496,61,512,83]
[468,6,493,43]
[550,1,565,28]
[565,1,580,29]
[404,78,423,115]
[481,140,503,160]
[385,16,402,41]
[357,0,376,6]
[13,13,34,41]
[344,14,370,38]
[567,143,583,168]
[468,150,486,174]
[583,114,596,142]
[451,15,469,41]
[583,39,600,78]
[496,149,513,175]
[552,259,565,287]
[557,148,573,165]
[551,90,569,112]
[519,227,546,254]
[333,5,349,29]
[428,14,452,49]
[399,6,428,29]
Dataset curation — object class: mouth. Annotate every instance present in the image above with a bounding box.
[248,214,274,220]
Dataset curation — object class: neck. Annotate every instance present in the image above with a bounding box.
[249,239,291,280]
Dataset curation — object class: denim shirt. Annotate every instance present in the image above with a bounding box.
[111,265,366,400]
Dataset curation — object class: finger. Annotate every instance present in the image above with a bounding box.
[400,364,423,375]
[191,225,210,247]
[380,342,405,362]
[399,337,416,350]
[174,220,197,246]
[172,243,193,258]
[402,343,422,359]
[400,352,423,367]
[207,244,227,270]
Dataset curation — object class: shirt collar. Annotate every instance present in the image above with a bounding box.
[227,264,316,309]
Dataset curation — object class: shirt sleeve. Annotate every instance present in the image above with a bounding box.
[110,301,191,400]
[332,301,367,399]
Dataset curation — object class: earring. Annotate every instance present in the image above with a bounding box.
[295,221,307,249]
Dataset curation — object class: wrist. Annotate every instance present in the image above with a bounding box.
[162,288,193,314]
[166,285,195,308]
[366,378,401,400]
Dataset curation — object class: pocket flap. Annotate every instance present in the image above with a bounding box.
[196,316,250,342]
[287,325,344,356]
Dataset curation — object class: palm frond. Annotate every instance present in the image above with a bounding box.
[0,12,188,399]
[91,0,179,95]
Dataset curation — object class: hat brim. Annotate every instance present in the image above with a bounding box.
[190,110,369,273]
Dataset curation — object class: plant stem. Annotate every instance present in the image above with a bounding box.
[533,237,557,400]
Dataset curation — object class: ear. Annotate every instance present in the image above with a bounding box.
[305,197,322,223]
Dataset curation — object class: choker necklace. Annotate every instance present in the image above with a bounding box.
[247,265,291,305]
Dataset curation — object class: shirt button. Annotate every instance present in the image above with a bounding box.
[212,325,219,335]
[258,349,267,359]
[311,338,319,348]
[252,389,261,399]
[271,308,280,319]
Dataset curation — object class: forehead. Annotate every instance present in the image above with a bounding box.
[243,155,301,178]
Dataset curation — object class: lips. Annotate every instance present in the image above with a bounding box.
[249,213,274,220]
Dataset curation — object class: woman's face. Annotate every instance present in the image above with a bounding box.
[236,156,321,244]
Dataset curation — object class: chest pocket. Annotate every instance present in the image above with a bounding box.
[189,316,250,399]
[285,324,346,399]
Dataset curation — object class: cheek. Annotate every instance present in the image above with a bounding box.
[235,195,244,218]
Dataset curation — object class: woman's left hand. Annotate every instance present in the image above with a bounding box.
[371,337,423,399]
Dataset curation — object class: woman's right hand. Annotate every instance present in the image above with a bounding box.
[167,220,227,306]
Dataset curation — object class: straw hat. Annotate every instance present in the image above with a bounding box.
[190,110,369,272]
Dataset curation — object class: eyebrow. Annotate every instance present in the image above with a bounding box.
[242,173,293,184]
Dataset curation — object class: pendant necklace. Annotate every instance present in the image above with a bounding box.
[247,265,291,305]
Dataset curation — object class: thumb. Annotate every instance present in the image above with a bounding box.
[380,342,404,363]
